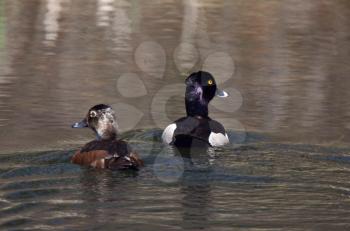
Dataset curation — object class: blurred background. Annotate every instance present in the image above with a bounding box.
[1,0,350,153]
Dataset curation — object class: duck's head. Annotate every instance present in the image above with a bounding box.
[72,104,118,140]
[185,71,228,117]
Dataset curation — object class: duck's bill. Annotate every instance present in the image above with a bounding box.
[71,119,88,128]
[216,89,229,97]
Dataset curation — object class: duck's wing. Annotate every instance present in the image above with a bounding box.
[105,141,144,170]
[105,151,143,170]
[71,140,116,168]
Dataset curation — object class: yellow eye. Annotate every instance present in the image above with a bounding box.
[208,80,213,85]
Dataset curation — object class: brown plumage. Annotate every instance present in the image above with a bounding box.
[71,104,143,170]
[71,149,109,168]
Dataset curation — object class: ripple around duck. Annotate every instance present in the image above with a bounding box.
[0,130,350,229]
[0,163,80,180]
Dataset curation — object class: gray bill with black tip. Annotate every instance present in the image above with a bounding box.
[216,89,229,97]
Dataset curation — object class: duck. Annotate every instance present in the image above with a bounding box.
[71,104,143,170]
[162,71,230,147]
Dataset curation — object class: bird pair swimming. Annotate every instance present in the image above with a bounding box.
[71,71,229,170]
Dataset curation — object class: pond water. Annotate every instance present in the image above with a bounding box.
[1,0,350,230]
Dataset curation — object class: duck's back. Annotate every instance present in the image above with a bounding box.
[72,140,143,170]
[79,140,130,155]
[163,116,229,147]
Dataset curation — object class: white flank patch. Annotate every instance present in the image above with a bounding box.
[208,132,229,147]
[162,123,177,144]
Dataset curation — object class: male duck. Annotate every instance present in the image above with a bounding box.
[162,71,230,147]
[71,104,143,170]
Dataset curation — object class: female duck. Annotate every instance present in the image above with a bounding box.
[162,71,230,147]
[71,104,143,170]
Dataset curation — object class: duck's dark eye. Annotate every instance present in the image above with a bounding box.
[90,111,97,117]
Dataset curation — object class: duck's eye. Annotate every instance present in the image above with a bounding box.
[90,111,97,117]
[208,80,213,85]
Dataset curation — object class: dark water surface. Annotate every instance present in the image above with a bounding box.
[1,0,350,230]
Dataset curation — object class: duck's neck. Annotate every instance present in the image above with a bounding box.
[95,126,117,141]
[185,99,209,118]
[96,133,117,141]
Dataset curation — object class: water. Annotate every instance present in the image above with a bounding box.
[1,0,350,230]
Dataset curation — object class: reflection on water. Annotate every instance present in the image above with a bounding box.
[1,0,350,153]
[0,1,3,50]
[43,0,64,46]
[1,0,350,229]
